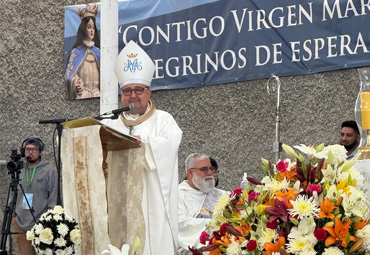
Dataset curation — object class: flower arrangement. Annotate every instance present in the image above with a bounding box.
[190,144,370,255]
[26,205,81,255]
[102,236,141,255]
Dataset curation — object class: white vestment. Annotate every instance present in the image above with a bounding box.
[178,180,225,255]
[102,109,182,255]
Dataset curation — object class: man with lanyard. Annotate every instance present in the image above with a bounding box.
[101,41,182,255]
[11,138,57,255]
[178,153,226,255]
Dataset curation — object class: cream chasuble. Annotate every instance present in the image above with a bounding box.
[102,109,182,255]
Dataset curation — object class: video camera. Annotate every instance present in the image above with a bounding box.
[6,149,23,173]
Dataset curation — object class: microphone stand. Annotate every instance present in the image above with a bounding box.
[39,119,70,206]
[267,74,282,163]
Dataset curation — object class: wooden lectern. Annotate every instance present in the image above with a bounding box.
[61,118,146,255]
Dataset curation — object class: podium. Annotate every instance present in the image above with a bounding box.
[61,118,146,255]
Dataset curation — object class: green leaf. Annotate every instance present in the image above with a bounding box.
[261,165,269,174]
[261,158,269,166]
[282,144,299,159]
[347,174,352,186]
[328,151,334,165]
[341,160,355,173]
[345,232,350,246]
[316,143,325,152]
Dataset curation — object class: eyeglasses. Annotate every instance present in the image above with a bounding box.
[121,87,148,96]
[25,148,39,152]
[190,166,218,174]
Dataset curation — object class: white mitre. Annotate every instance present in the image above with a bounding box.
[115,40,155,88]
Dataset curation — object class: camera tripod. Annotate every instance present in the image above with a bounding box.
[0,152,36,255]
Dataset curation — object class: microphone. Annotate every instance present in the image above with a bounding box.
[39,119,74,124]
[101,103,136,116]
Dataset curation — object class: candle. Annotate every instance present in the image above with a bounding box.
[361,92,370,129]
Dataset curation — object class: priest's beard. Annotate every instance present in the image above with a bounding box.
[192,174,215,193]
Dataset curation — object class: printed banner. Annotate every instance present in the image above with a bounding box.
[64,0,370,93]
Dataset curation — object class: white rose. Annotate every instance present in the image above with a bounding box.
[39,228,54,245]
[70,228,81,245]
[26,229,35,241]
[53,206,64,215]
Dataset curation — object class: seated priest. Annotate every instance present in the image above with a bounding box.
[101,40,183,255]
[178,153,227,255]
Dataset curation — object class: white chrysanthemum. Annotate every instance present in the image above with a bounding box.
[262,177,290,192]
[34,237,40,245]
[65,214,74,222]
[258,228,278,246]
[342,187,366,217]
[289,195,320,218]
[57,223,69,237]
[35,223,44,235]
[300,248,317,255]
[286,238,312,254]
[322,246,344,255]
[315,144,347,165]
[55,249,65,255]
[226,239,242,255]
[64,246,74,255]
[54,237,67,247]
[355,225,370,249]
[288,217,317,245]
[213,193,230,216]
[44,248,53,255]
[45,215,52,222]
[54,215,62,221]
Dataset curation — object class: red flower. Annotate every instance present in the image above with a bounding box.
[200,231,209,244]
[219,223,229,235]
[247,240,257,251]
[248,190,259,203]
[276,161,288,173]
[314,228,327,241]
[233,187,243,195]
[306,184,322,198]
[266,219,278,229]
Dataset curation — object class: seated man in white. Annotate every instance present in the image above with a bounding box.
[178,153,226,255]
